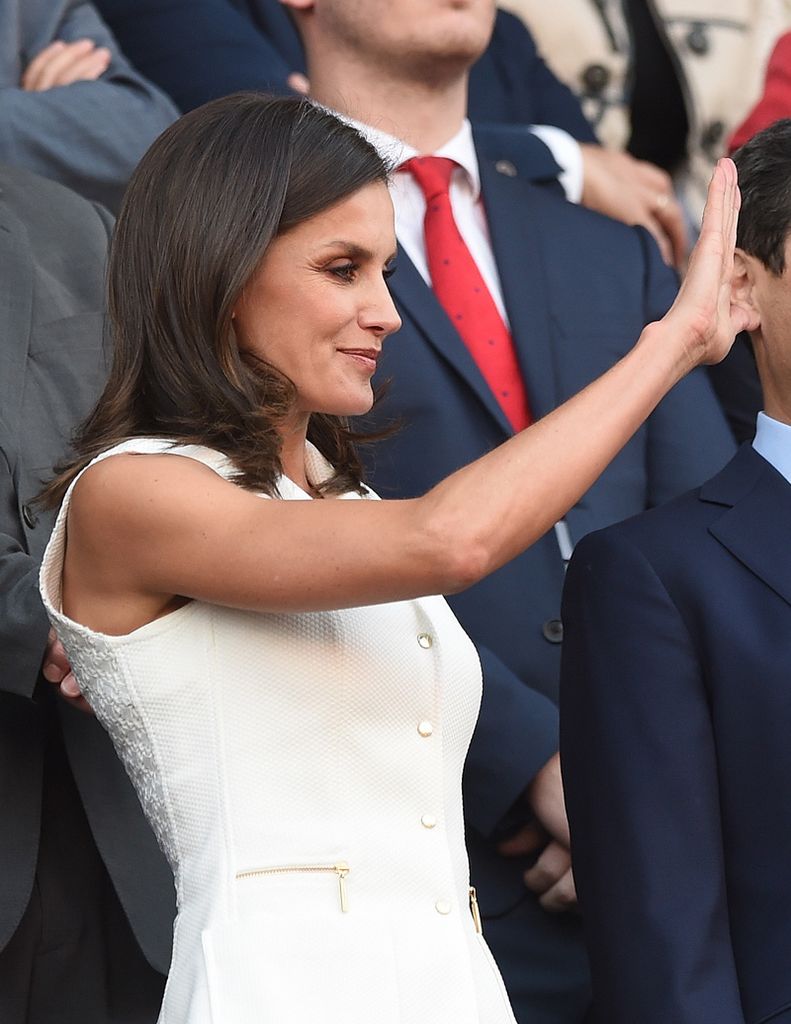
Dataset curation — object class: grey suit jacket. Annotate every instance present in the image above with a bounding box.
[0,163,174,970]
[0,0,178,212]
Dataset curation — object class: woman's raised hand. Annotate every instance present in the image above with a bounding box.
[662,158,758,367]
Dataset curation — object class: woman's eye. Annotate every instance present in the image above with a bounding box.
[383,264,397,281]
[329,263,357,281]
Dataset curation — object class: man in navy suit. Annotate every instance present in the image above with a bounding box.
[94,0,593,133]
[560,119,791,1024]
[275,1,735,1021]
[94,0,690,266]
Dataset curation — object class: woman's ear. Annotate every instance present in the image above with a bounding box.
[732,249,762,334]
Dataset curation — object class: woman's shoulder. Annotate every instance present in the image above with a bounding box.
[71,442,237,524]
[85,437,236,477]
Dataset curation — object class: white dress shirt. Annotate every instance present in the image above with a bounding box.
[346,115,577,562]
[753,411,791,485]
[345,117,580,325]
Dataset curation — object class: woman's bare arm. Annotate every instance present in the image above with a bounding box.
[65,160,754,630]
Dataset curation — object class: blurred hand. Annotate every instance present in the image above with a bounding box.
[497,753,578,912]
[525,751,570,847]
[287,72,310,95]
[22,39,111,92]
[580,144,688,268]
[524,839,577,912]
[42,628,93,714]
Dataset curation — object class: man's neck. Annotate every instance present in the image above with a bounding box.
[761,392,791,427]
[754,338,791,426]
[308,53,469,154]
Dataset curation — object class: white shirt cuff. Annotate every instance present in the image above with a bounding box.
[529,125,584,203]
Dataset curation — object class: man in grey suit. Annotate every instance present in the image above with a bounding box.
[0,0,178,212]
[0,163,174,1023]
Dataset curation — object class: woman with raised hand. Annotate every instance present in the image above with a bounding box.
[39,93,750,1024]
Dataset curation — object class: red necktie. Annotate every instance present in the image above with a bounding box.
[402,156,531,432]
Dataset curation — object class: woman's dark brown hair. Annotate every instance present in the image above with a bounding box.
[41,93,391,506]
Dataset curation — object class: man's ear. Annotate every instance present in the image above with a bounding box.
[732,248,762,334]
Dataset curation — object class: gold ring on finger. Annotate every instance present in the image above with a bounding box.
[653,192,671,212]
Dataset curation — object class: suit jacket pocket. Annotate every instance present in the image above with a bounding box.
[201,914,400,1024]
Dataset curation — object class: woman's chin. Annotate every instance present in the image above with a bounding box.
[319,390,376,419]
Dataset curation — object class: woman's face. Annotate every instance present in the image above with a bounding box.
[233,181,401,420]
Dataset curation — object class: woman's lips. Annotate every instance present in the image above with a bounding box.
[338,348,380,373]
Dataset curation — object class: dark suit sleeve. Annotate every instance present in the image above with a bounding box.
[560,529,745,1023]
[95,0,295,112]
[469,10,598,143]
[637,227,737,500]
[462,644,558,838]
[0,448,49,701]
[0,1,178,212]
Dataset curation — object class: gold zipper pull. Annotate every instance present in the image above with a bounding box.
[335,862,350,913]
[469,886,483,934]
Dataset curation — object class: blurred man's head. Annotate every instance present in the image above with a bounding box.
[732,119,791,416]
[283,0,496,83]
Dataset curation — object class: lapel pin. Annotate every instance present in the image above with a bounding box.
[495,160,517,178]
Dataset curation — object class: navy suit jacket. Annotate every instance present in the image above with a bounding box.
[358,126,734,1019]
[560,444,791,1024]
[94,0,597,142]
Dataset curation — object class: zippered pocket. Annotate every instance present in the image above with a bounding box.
[469,886,483,934]
[236,861,350,913]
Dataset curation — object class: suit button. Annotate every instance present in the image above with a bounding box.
[581,63,610,95]
[417,720,434,737]
[417,632,433,649]
[22,503,38,529]
[686,23,709,55]
[435,899,452,915]
[542,618,564,644]
[421,814,438,830]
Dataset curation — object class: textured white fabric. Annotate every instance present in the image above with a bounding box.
[39,438,517,1024]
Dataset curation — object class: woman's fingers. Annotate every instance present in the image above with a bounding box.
[21,40,63,90]
[659,158,746,367]
[22,38,109,92]
[26,38,94,90]
[56,48,111,87]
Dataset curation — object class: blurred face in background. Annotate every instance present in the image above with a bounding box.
[291,0,496,81]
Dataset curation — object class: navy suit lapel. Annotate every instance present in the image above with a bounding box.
[477,151,560,421]
[705,446,791,608]
[388,242,514,435]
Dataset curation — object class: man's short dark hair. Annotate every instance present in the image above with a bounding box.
[733,118,791,275]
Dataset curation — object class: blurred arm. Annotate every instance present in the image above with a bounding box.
[0,0,178,211]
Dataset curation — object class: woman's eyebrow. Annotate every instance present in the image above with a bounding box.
[318,241,396,263]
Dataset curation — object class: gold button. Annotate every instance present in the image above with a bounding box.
[421,814,437,830]
[417,720,434,737]
[417,633,433,649]
[435,899,452,915]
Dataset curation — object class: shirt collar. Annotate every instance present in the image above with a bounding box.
[753,411,791,486]
[340,115,481,201]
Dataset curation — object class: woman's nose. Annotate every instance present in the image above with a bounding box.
[360,283,402,337]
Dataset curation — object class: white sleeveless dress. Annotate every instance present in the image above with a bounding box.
[39,438,517,1024]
